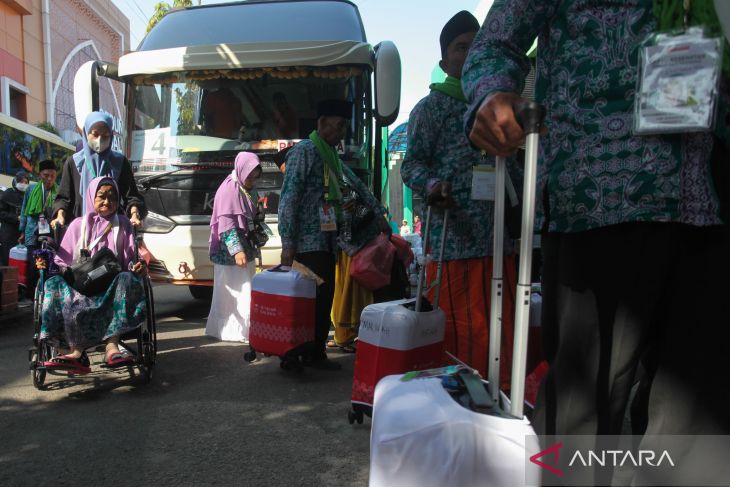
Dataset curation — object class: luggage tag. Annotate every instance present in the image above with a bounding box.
[634,26,723,134]
[37,215,51,236]
[471,165,496,201]
[319,202,337,232]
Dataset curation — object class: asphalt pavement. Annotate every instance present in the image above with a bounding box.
[0,285,370,486]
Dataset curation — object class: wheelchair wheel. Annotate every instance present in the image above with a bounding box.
[30,343,51,389]
[33,279,44,336]
[30,351,46,389]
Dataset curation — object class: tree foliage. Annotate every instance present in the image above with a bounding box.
[35,121,60,136]
[146,0,194,34]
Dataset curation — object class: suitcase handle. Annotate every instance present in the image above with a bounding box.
[269,264,292,273]
[514,100,546,135]
[414,206,449,312]
[490,101,546,418]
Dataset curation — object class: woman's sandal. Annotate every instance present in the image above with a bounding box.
[104,351,135,368]
[327,340,357,353]
[43,354,91,374]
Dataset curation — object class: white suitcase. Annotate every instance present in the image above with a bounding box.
[349,207,449,424]
[370,101,546,487]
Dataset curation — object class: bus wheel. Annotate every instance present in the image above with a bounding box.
[188,285,213,300]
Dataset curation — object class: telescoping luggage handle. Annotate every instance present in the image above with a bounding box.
[488,100,545,419]
[414,206,450,313]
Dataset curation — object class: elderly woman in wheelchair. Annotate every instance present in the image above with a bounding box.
[37,176,147,374]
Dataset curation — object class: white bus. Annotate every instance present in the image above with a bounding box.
[72,0,400,299]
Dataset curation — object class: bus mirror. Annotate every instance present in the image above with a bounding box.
[73,60,120,131]
[374,41,401,126]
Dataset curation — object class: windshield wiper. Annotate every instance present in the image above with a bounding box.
[136,168,185,190]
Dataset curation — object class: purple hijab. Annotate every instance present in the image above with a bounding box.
[55,176,136,270]
[209,152,261,255]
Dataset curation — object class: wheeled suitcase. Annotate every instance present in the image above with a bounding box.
[245,266,316,369]
[9,244,28,287]
[348,208,449,424]
[369,101,546,486]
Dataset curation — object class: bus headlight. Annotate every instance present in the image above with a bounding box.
[142,211,176,234]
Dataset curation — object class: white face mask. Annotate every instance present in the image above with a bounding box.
[16,183,28,192]
[88,135,111,153]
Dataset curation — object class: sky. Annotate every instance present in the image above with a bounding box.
[110,0,493,127]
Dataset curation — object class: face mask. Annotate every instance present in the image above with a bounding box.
[15,183,28,192]
[88,135,111,153]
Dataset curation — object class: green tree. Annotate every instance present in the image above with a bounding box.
[35,121,60,136]
[146,0,194,34]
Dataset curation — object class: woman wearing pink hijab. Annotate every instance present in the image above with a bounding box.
[38,176,147,373]
[207,152,263,342]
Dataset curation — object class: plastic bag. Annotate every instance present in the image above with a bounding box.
[389,234,414,267]
[350,232,395,291]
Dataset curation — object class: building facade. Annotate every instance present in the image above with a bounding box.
[0,0,129,145]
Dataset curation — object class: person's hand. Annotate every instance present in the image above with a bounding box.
[280,247,295,267]
[427,181,456,209]
[131,260,147,276]
[18,234,24,244]
[469,92,547,157]
[51,210,65,230]
[129,207,142,228]
[35,257,46,270]
[234,251,247,267]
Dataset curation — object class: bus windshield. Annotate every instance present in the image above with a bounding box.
[129,68,371,172]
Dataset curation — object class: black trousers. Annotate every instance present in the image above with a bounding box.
[533,223,730,437]
[294,251,336,358]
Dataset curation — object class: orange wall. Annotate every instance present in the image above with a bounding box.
[0,2,25,82]
[22,0,45,123]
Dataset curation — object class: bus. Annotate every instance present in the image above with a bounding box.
[0,112,74,187]
[72,0,401,299]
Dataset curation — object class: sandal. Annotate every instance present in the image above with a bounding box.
[43,354,91,374]
[338,343,356,354]
[104,351,134,368]
[326,340,339,349]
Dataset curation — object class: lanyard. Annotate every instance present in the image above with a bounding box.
[41,187,52,211]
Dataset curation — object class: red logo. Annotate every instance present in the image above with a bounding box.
[530,442,564,477]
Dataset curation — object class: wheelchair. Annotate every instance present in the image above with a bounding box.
[28,228,157,389]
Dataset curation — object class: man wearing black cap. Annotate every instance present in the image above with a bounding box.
[19,159,58,297]
[278,99,386,370]
[401,11,518,384]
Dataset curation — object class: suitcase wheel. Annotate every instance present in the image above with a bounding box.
[243,351,256,363]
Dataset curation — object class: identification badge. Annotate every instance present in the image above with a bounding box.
[37,215,50,236]
[319,203,337,232]
[635,27,723,134]
[471,166,496,201]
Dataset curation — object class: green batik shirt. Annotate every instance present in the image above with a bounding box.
[278,139,385,255]
[462,0,727,233]
[402,90,515,261]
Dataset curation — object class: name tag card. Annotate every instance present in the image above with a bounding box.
[471,166,496,201]
[635,27,722,134]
